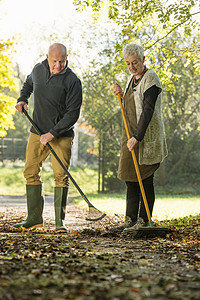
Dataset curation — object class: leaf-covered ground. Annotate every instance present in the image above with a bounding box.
[0,201,199,300]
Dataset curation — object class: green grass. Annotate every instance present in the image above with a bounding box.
[0,161,98,196]
[0,162,26,195]
[0,161,199,221]
[74,193,200,221]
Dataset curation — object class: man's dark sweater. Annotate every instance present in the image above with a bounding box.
[17,59,82,138]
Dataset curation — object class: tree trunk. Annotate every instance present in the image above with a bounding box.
[98,141,101,193]
[159,161,166,186]
[102,140,105,192]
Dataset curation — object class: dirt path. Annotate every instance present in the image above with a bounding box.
[0,196,199,299]
[0,195,106,231]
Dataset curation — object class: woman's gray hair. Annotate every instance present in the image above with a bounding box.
[123,42,144,60]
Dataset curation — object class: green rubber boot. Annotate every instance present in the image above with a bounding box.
[13,185,44,229]
[54,187,68,232]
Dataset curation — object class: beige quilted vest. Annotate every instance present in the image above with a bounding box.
[123,69,168,165]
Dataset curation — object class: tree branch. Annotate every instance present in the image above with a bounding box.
[146,11,200,50]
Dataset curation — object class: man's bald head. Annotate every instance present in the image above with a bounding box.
[47,43,68,75]
[48,43,67,56]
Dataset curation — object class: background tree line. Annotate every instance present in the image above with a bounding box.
[74,0,200,191]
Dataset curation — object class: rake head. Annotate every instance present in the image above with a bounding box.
[86,207,106,222]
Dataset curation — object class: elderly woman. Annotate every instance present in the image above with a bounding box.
[112,42,167,232]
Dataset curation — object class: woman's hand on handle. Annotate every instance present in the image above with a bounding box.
[113,82,123,98]
[127,137,138,151]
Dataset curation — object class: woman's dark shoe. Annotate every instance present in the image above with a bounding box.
[123,217,148,232]
[109,216,136,232]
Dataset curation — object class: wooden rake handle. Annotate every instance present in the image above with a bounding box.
[117,93,153,223]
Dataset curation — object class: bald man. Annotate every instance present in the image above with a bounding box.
[14,43,82,232]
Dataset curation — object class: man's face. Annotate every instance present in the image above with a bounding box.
[47,48,67,74]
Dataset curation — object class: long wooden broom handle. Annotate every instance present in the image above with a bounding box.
[117,93,152,222]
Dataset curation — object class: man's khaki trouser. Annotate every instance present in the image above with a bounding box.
[24,132,73,187]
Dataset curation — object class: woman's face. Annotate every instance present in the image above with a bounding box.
[125,54,145,77]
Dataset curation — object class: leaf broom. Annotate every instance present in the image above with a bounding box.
[117,94,170,238]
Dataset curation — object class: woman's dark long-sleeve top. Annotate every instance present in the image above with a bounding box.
[132,84,160,142]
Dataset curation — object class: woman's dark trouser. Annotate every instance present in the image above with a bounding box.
[125,174,155,223]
